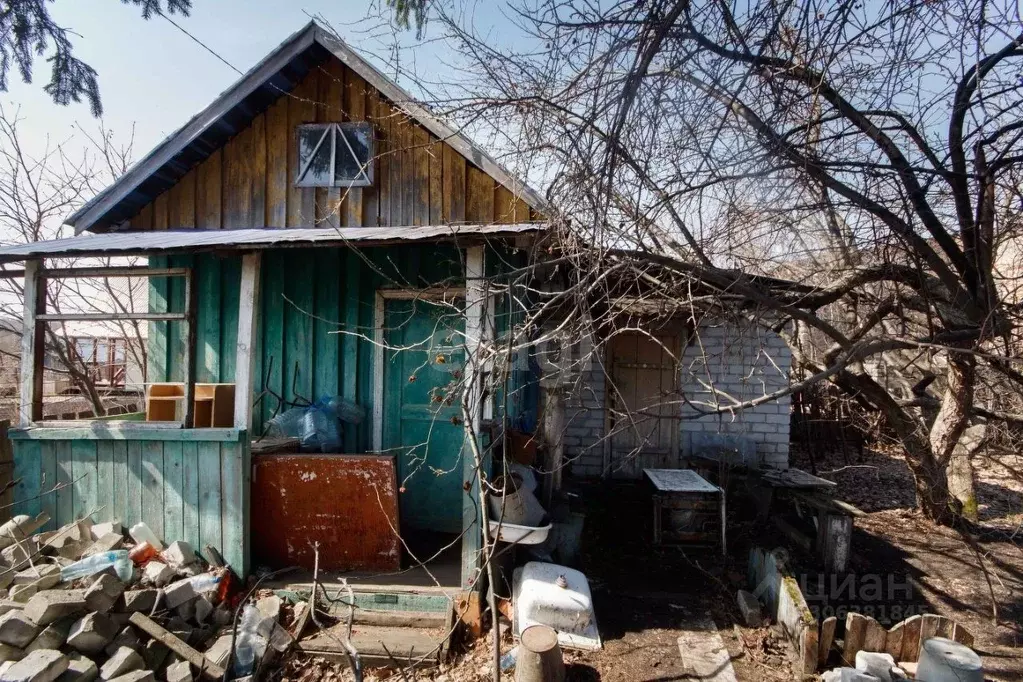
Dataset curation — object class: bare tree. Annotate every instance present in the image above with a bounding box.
[0,104,147,416]
[399,0,1023,524]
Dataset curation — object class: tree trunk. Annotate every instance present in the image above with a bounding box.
[904,445,956,524]
[947,423,986,522]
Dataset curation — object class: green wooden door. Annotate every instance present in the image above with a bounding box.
[383,298,466,533]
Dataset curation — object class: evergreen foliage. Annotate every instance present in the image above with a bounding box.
[0,0,192,116]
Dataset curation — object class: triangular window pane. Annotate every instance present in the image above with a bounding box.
[297,126,333,185]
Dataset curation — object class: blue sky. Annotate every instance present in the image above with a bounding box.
[6,0,504,166]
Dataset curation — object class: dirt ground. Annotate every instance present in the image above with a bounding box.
[277,445,1023,681]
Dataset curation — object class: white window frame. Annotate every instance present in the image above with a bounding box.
[294,122,375,188]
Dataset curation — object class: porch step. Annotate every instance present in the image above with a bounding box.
[275,583,454,617]
[299,622,448,668]
[344,607,448,629]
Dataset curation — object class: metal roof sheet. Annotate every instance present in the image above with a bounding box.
[66,21,547,234]
[0,223,543,263]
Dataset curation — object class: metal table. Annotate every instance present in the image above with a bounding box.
[643,468,726,555]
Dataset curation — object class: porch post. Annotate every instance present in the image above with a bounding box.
[461,244,487,589]
[19,259,44,426]
[234,252,262,430]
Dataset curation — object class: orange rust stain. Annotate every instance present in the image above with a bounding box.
[251,454,401,572]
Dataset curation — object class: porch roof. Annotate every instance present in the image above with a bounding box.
[0,223,543,264]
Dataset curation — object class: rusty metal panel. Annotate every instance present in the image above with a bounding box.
[251,454,401,572]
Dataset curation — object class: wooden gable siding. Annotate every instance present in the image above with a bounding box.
[129,57,535,231]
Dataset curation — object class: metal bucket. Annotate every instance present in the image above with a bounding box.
[489,473,546,527]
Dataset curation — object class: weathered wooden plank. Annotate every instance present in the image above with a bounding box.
[95,440,114,523]
[818,616,836,669]
[466,167,494,223]
[234,253,261,429]
[918,613,941,648]
[219,256,240,383]
[198,257,221,383]
[341,249,360,452]
[180,441,201,551]
[141,441,164,541]
[363,88,382,226]
[842,612,867,665]
[319,61,344,229]
[148,257,170,383]
[195,150,222,230]
[898,614,923,662]
[220,439,248,575]
[168,169,196,228]
[162,440,184,543]
[11,428,243,442]
[265,97,289,228]
[345,70,367,227]
[196,441,223,556]
[429,137,442,225]
[950,621,974,648]
[287,71,318,228]
[934,615,954,640]
[375,95,392,226]
[884,618,905,660]
[110,440,128,526]
[126,440,143,525]
[13,439,43,520]
[55,440,73,525]
[129,203,153,230]
[413,126,430,226]
[495,185,515,224]
[862,616,887,653]
[223,114,267,228]
[397,113,413,225]
[313,250,340,400]
[18,260,42,426]
[259,252,285,430]
[70,440,98,522]
[153,192,169,230]
[283,251,314,405]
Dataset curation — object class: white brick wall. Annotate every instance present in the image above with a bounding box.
[562,318,791,477]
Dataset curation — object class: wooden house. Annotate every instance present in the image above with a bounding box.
[0,21,545,623]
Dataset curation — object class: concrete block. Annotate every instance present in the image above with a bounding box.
[66,614,117,656]
[56,655,97,682]
[7,589,36,606]
[12,568,59,591]
[0,613,40,649]
[159,543,194,569]
[855,651,895,682]
[99,648,143,681]
[82,536,123,560]
[84,576,124,614]
[141,565,173,590]
[23,592,86,627]
[105,672,152,682]
[88,524,121,543]
[140,642,168,673]
[118,592,157,615]
[202,636,233,668]
[0,649,69,682]
[163,662,190,682]
[0,646,23,664]
[2,542,40,570]
[25,620,71,654]
[102,628,139,659]
[192,598,212,627]
[161,578,205,609]
[736,590,764,627]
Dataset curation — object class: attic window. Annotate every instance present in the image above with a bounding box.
[296,123,374,187]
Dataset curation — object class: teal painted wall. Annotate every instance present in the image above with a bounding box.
[10,429,250,575]
[150,244,469,443]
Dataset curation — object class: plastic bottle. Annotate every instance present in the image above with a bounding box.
[187,573,221,594]
[232,604,261,676]
[129,522,164,551]
[500,645,519,671]
[61,550,133,583]
[128,541,158,565]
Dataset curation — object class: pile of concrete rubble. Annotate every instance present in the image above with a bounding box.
[0,513,299,682]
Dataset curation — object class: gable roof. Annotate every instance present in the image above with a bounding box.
[67,21,546,234]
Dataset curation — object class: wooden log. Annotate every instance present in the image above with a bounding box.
[129,612,226,679]
[842,612,868,665]
[863,617,888,653]
[818,616,836,669]
[898,614,923,662]
[816,512,852,573]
